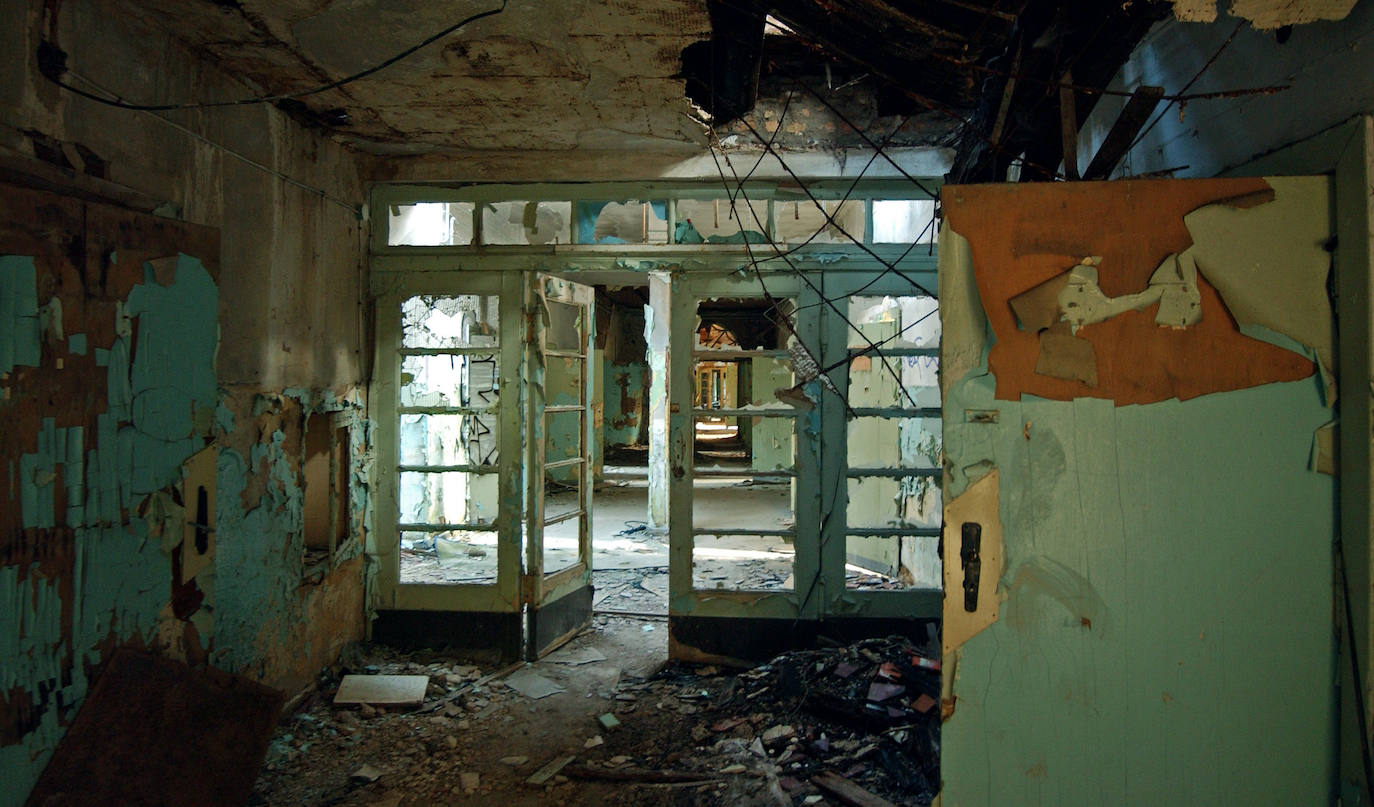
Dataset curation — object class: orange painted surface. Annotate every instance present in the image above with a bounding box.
[942,178,1316,405]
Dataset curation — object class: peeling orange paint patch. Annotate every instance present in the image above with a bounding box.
[943,179,1316,405]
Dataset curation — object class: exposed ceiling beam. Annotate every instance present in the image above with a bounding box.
[1081,85,1166,180]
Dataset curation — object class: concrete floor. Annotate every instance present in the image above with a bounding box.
[398,476,797,594]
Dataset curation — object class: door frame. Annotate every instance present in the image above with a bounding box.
[369,271,526,656]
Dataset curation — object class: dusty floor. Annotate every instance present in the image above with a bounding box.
[400,478,799,591]
[251,616,939,807]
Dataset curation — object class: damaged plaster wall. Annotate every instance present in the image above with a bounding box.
[1076,4,1374,179]
[937,178,1337,803]
[1,1,371,803]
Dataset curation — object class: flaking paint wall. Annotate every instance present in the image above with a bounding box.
[0,1,372,803]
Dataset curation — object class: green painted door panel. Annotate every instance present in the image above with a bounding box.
[939,181,1336,806]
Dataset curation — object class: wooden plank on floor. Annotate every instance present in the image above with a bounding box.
[811,771,899,807]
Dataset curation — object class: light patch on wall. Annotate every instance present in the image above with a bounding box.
[942,469,1004,658]
[934,223,986,401]
[1310,420,1337,475]
[1172,0,1357,26]
[182,445,217,582]
[1183,176,1335,400]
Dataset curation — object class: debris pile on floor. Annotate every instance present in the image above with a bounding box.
[602,633,942,806]
[251,620,939,806]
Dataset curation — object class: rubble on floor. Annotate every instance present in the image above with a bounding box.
[251,619,938,806]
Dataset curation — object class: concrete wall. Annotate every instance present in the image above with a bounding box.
[0,0,371,802]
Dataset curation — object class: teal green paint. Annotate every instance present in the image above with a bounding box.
[64,426,83,528]
[5,254,220,805]
[0,255,40,374]
[212,392,370,675]
[19,418,59,529]
[602,359,646,446]
[123,255,218,497]
[215,396,236,435]
[214,430,304,672]
[0,564,64,807]
[67,334,86,355]
[941,376,1335,806]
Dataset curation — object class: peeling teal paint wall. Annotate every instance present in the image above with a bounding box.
[0,255,39,374]
[1,253,219,805]
[213,389,370,680]
[2,245,371,806]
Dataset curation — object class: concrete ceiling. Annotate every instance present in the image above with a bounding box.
[124,0,715,156]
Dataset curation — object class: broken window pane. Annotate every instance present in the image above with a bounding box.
[773,199,865,245]
[543,301,584,353]
[846,475,941,530]
[847,295,940,349]
[481,201,572,245]
[400,354,499,409]
[402,295,499,349]
[400,413,498,467]
[387,202,475,246]
[399,528,498,585]
[691,475,795,592]
[541,466,584,576]
[575,200,668,244]
[543,408,584,471]
[848,354,939,409]
[847,416,940,469]
[675,198,768,243]
[399,470,498,527]
[873,199,936,244]
[845,534,939,590]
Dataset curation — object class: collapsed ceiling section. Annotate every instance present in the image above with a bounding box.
[688,0,1170,181]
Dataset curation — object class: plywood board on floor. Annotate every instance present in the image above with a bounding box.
[333,674,430,706]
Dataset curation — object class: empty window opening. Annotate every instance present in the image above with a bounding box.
[773,198,866,244]
[303,411,351,581]
[396,294,502,585]
[576,200,668,245]
[873,199,937,245]
[844,295,942,590]
[481,201,572,245]
[690,296,797,592]
[674,198,768,244]
[387,202,475,246]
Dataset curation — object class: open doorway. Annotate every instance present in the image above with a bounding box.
[587,284,669,616]
[584,288,803,616]
[689,297,797,593]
